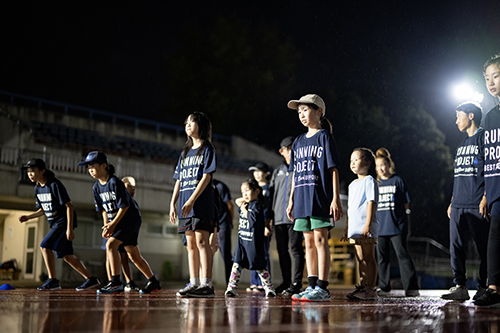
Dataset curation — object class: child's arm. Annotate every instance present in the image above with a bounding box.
[18,208,45,223]
[170,180,180,224]
[330,167,343,221]
[65,201,75,241]
[235,197,247,217]
[361,201,377,239]
[102,207,129,238]
[480,194,489,219]
[181,173,212,218]
[341,217,349,242]
[286,176,295,221]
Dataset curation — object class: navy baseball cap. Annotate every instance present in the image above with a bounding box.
[21,158,47,170]
[78,151,109,166]
[249,162,270,173]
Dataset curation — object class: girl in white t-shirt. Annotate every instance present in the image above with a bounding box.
[341,148,379,300]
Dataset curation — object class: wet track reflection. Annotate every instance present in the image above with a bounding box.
[1,289,500,332]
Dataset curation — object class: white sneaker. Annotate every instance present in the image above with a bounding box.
[225,285,239,297]
[176,283,198,297]
[441,285,470,300]
[264,286,276,298]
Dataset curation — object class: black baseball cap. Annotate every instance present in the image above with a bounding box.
[21,158,47,170]
[78,151,109,166]
[280,136,294,148]
[249,162,270,173]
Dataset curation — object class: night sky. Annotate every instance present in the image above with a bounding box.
[1,1,499,146]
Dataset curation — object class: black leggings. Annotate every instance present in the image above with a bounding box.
[488,215,500,286]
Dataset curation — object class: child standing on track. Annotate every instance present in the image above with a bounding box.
[475,54,500,307]
[170,112,216,298]
[79,151,160,294]
[225,178,276,297]
[286,94,343,302]
[19,158,100,291]
[375,148,420,297]
[342,148,379,300]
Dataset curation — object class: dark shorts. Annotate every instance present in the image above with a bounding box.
[101,238,127,253]
[111,230,139,247]
[40,227,74,258]
[178,217,214,234]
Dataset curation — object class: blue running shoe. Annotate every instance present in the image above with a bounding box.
[291,286,314,301]
[302,286,331,302]
[37,279,61,291]
[97,282,124,294]
[76,277,100,291]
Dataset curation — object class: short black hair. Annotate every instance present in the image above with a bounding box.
[456,102,482,126]
[483,53,500,73]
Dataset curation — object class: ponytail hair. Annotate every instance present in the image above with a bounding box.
[106,164,116,177]
[242,178,264,203]
[35,168,55,188]
[375,147,395,177]
[353,147,377,179]
[320,116,333,134]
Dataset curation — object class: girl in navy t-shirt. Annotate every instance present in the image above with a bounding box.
[286,94,343,302]
[225,178,276,297]
[79,151,160,294]
[342,148,379,300]
[375,148,419,297]
[19,158,99,291]
[170,112,217,298]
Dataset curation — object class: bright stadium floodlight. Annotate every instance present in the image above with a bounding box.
[473,91,484,103]
[453,83,473,100]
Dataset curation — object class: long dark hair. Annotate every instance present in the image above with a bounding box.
[353,147,377,179]
[182,112,214,160]
[242,178,264,203]
[35,169,55,188]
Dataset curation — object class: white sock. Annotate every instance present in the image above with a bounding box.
[201,278,212,287]
[190,277,200,286]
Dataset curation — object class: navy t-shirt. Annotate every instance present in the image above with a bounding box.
[35,177,77,229]
[484,105,500,214]
[214,179,232,228]
[451,128,485,208]
[93,175,141,232]
[232,200,267,270]
[377,175,410,236]
[173,145,216,219]
[289,129,339,219]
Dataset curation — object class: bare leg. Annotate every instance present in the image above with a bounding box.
[106,237,122,277]
[63,255,92,279]
[124,245,153,279]
[314,227,330,281]
[105,256,112,282]
[185,231,200,279]
[41,247,57,279]
[303,231,318,277]
[120,252,132,283]
[195,230,213,279]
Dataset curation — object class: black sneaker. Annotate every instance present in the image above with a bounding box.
[140,280,162,294]
[37,278,61,291]
[97,282,124,294]
[186,285,215,298]
[275,283,289,294]
[474,288,500,307]
[125,281,140,292]
[283,282,302,296]
[76,277,100,291]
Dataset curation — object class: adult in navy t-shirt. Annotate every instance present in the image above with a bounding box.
[289,129,339,219]
[93,175,141,233]
[35,177,77,229]
[173,145,216,219]
[377,175,410,236]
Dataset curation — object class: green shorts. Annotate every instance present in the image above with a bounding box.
[293,216,333,232]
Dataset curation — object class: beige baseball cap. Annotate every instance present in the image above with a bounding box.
[122,176,136,187]
[287,94,326,116]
